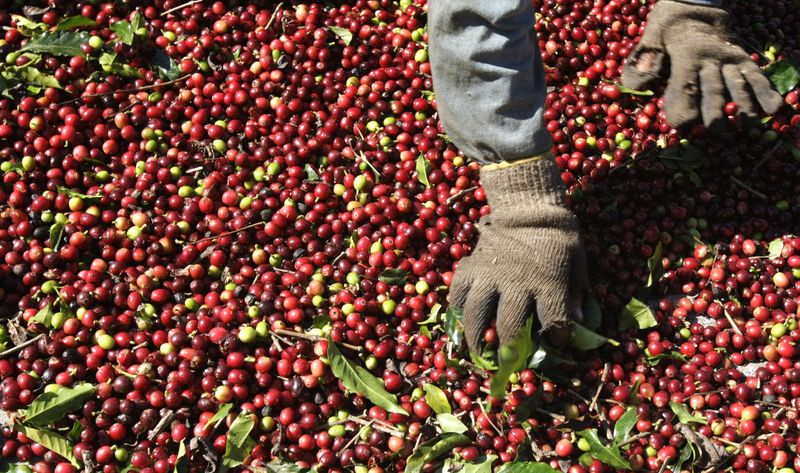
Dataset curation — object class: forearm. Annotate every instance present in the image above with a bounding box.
[428,0,551,165]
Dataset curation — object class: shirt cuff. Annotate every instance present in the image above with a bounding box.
[672,0,723,6]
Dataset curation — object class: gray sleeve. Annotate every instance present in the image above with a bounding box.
[428,0,552,164]
[677,0,723,5]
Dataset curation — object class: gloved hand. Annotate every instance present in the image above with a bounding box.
[449,155,590,353]
[622,0,782,131]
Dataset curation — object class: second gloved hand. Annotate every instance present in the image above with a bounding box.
[449,155,590,353]
[622,0,782,131]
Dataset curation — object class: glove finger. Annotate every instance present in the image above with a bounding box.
[664,61,701,128]
[622,47,666,92]
[740,61,783,115]
[535,289,570,336]
[448,262,473,309]
[495,291,534,348]
[462,281,499,354]
[722,63,757,120]
[698,63,728,134]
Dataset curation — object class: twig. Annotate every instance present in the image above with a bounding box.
[161,0,202,16]
[147,409,175,441]
[458,359,490,378]
[756,400,798,412]
[348,416,403,437]
[190,221,266,244]
[589,363,609,415]
[0,334,44,358]
[730,177,768,201]
[272,329,362,352]
[57,75,190,105]
[82,450,96,473]
[475,395,503,436]
[341,419,373,452]
[723,307,743,336]
[567,389,591,404]
[265,3,284,31]
[617,431,652,448]
[535,408,565,422]
[752,141,783,172]
[446,186,478,206]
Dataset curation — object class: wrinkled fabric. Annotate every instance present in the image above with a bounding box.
[428,0,723,165]
[622,0,782,130]
[449,157,590,351]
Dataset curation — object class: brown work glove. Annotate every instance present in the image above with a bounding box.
[622,0,782,131]
[449,155,590,353]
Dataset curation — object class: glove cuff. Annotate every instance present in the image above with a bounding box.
[479,151,567,210]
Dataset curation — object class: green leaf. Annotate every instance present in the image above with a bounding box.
[329,26,353,46]
[416,155,431,188]
[11,66,62,90]
[220,413,255,472]
[32,304,54,328]
[405,433,470,473]
[98,52,142,78]
[669,401,707,425]
[436,413,467,434]
[16,424,79,467]
[55,16,97,31]
[11,15,47,36]
[423,384,450,414]
[673,443,694,472]
[490,316,535,398]
[444,306,464,349]
[111,20,134,45]
[765,59,800,95]
[646,242,664,288]
[20,31,90,57]
[463,455,497,473]
[603,80,654,96]
[130,12,145,33]
[23,383,96,427]
[527,343,572,370]
[152,49,181,80]
[327,341,408,415]
[613,406,638,445]
[0,461,33,473]
[768,239,784,259]
[312,314,331,329]
[583,296,603,330]
[569,323,616,350]
[577,429,630,470]
[496,462,560,473]
[259,462,316,472]
[378,268,408,285]
[57,186,100,200]
[173,440,188,473]
[645,351,688,366]
[470,350,498,371]
[687,170,703,188]
[419,303,442,325]
[49,222,65,251]
[203,403,232,432]
[619,298,658,331]
[304,164,320,182]
[66,421,82,442]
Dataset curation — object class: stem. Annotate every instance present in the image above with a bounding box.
[58,75,190,106]
[446,186,479,206]
[265,2,284,31]
[161,0,202,16]
[617,431,651,448]
[272,328,362,352]
[348,416,403,437]
[190,221,265,244]
[730,177,768,201]
[147,409,175,441]
[0,334,44,359]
